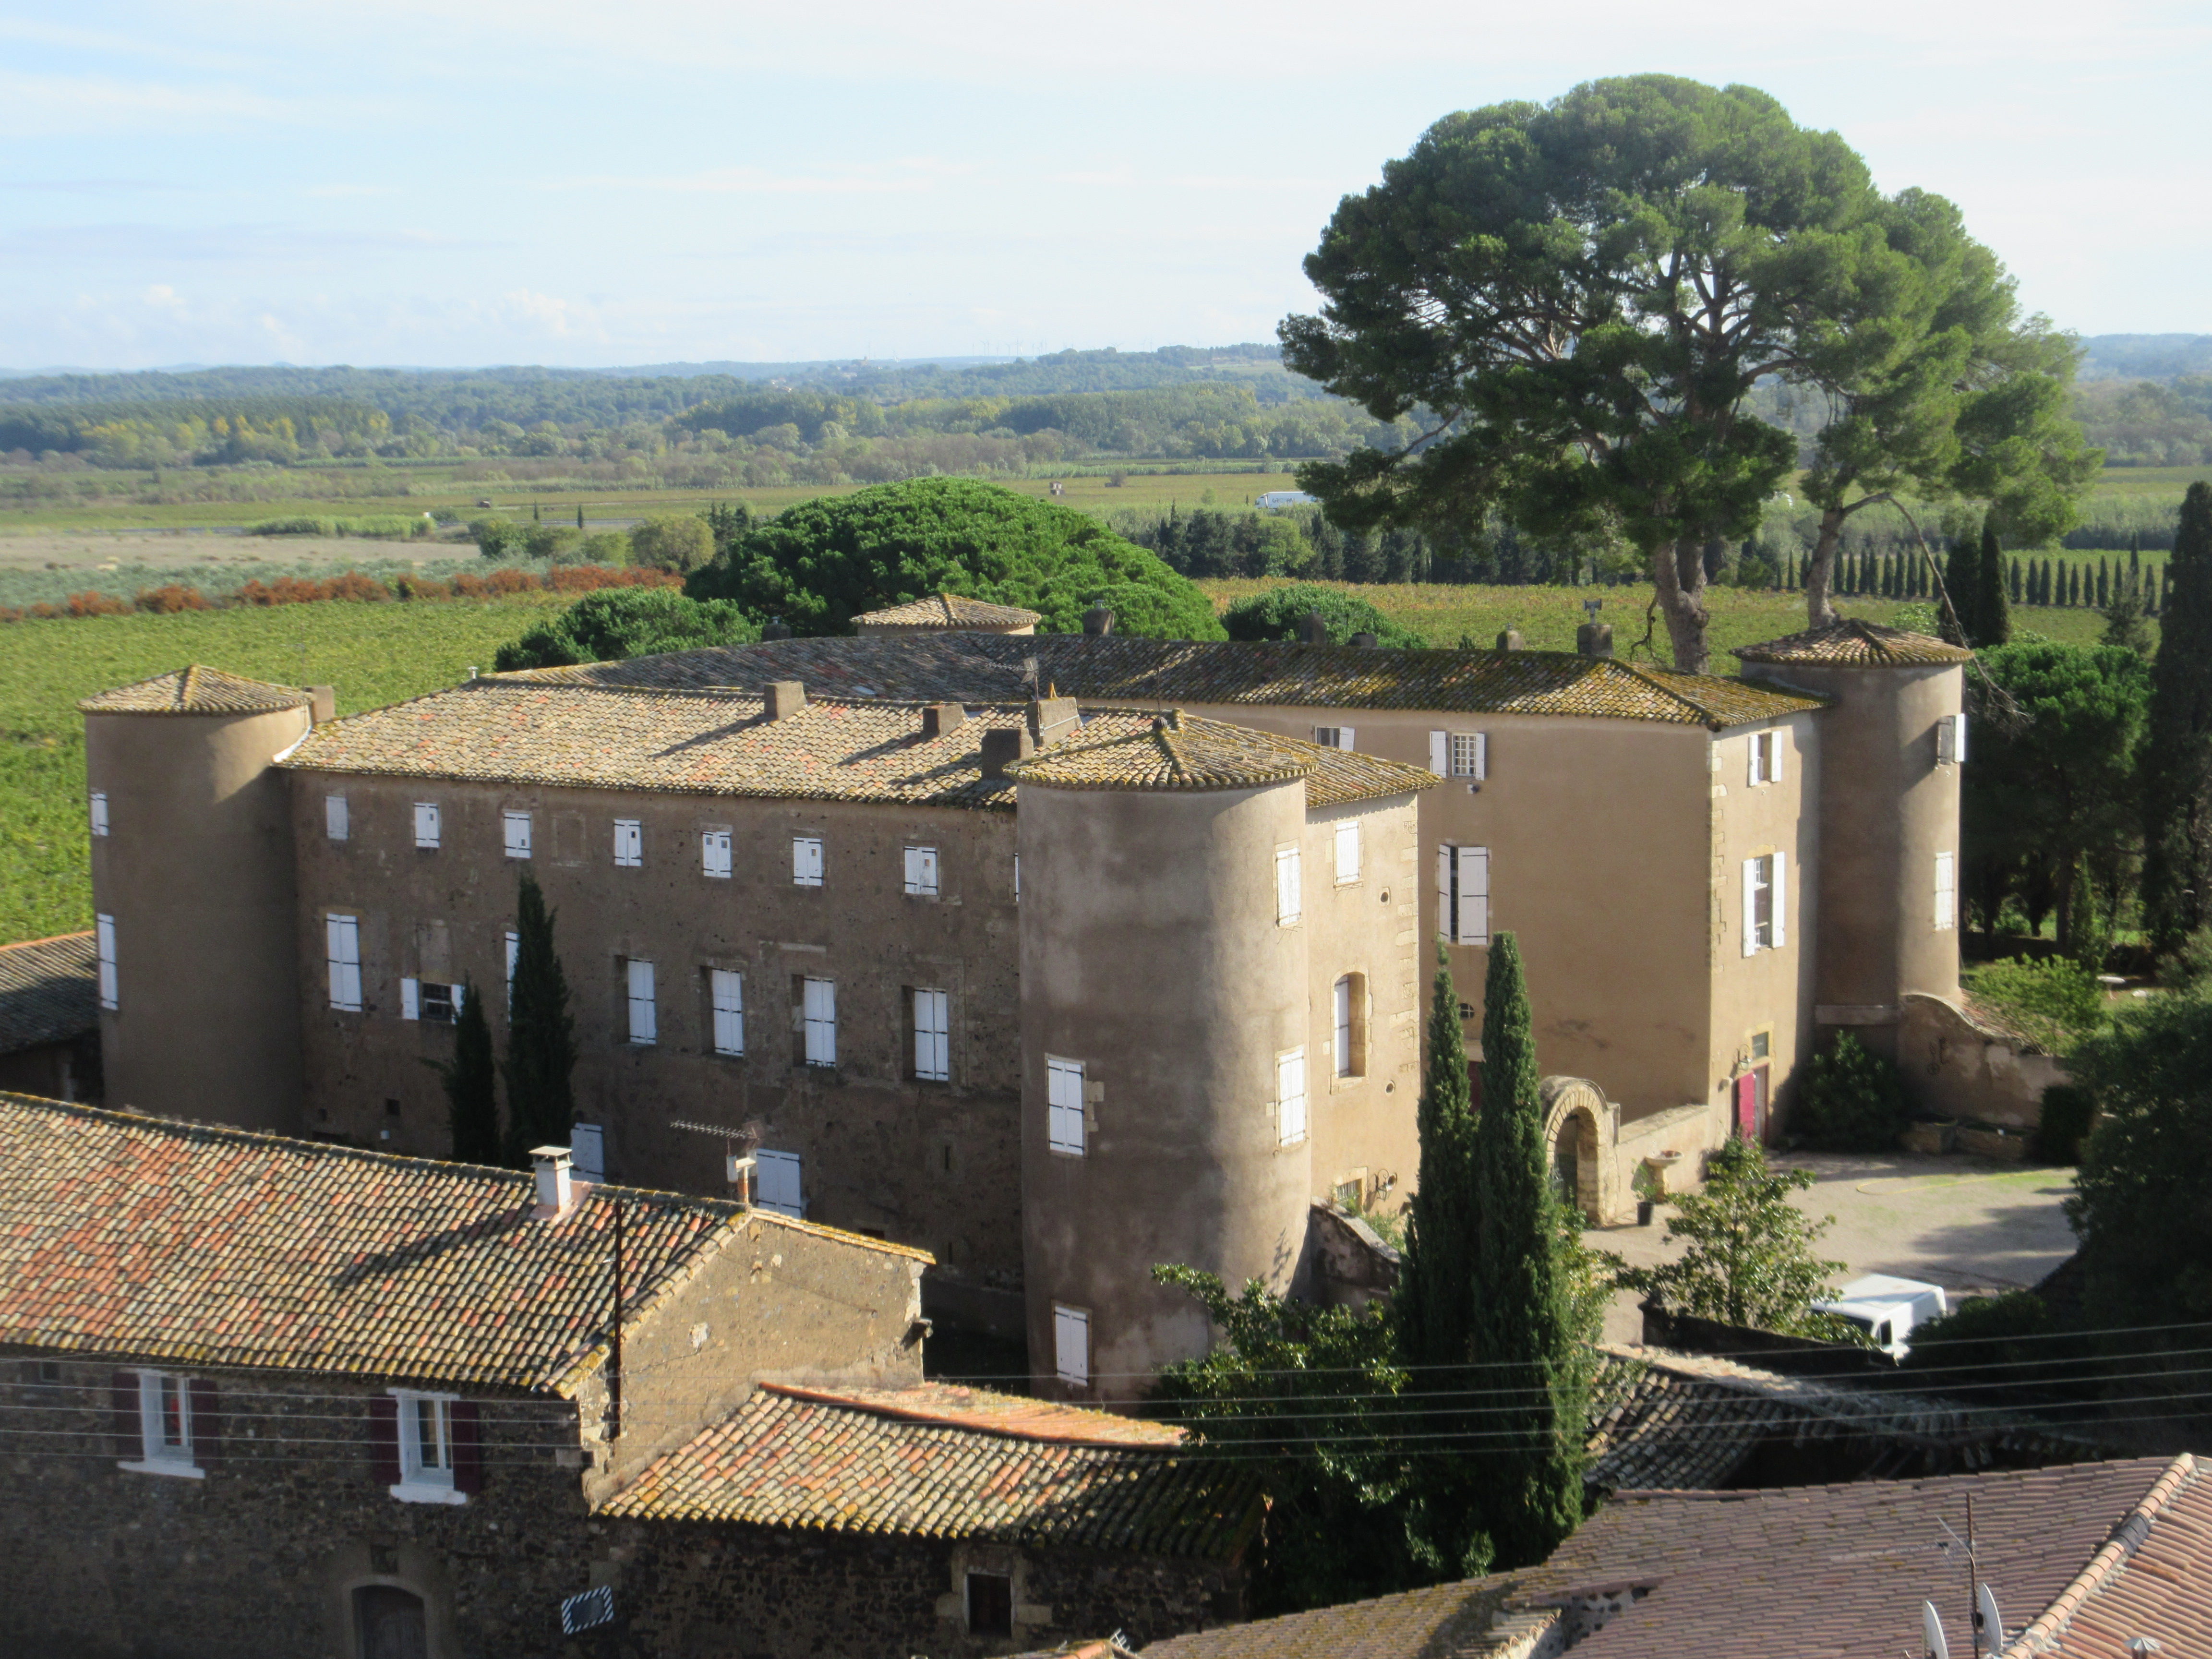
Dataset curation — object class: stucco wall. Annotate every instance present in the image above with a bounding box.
[287,772,1023,1279]
[1896,992,2070,1132]
[86,706,311,1133]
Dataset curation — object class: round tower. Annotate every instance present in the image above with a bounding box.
[1735,622,1972,1061]
[1009,711,1314,1405]
[81,666,317,1130]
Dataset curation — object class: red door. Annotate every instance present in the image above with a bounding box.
[1733,1071,1760,1140]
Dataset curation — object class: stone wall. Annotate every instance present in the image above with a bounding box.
[1896,993,2070,1134]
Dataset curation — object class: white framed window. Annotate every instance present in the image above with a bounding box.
[1937,712,1969,765]
[120,1370,203,1479]
[1334,974,1359,1079]
[913,987,950,1082]
[1277,1047,1308,1146]
[802,976,836,1067]
[400,979,460,1023]
[1438,845,1490,945]
[325,793,349,841]
[1449,732,1487,780]
[1935,851,1958,931]
[1312,725,1354,750]
[89,790,109,838]
[1748,729,1784,786]
[710,968,745,1056]
[1334,820,1361,885]
[793,835,824,888]
[755,1148,803,1217]
[413,802,442,850]
[1741,852,1788,955]
[626,958,658,1045]
[1046,1056,1086,1155]
[701,828,732,879]
[326,913,362,1012]
[502,810,532,860]
[504,928,520,991]
[1053,1303,1091,1388]
[903,844,940,897]
[613,818,643,868]
[390,1389,464,1505]
[95,914,118,1011]
[1275,845,1302,926]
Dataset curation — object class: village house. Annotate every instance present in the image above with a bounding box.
[0,931,98,1102]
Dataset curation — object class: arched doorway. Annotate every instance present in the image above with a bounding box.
[355,1586,428,1659]
[1550,1108,1599,1224]
[1538,1077,1622,1225]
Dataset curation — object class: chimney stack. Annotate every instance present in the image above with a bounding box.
[1349,631,1379,649]
[1576,622,1614,658]
[1028,696,1080,746]
[763,681,807,721]
[922,702,967,739]
[1495,630,1524,652]
[531,1147,577,1216]
[1082,603,1115,636]
[1298,612,1332,647]
[306,685,337,724]
[979,727,1035,778]
[761,618,792,640]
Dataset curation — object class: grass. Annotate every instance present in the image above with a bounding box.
[0,593,567,943]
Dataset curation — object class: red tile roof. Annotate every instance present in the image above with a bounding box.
[1733,618,1974,666]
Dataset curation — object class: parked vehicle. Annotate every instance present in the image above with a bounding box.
[1813,1274,1948,1359]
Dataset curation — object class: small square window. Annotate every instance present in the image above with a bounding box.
[388,1389,466,1504]
[793,835,824,888]
[702,829,733,879]
[413,802,442,850]
[503,810,533,860]
[1449,732,1486,780]
[966,1572,1013,1637]
[420,982,456,1024]
[903,844,939,897]
[123,1370,204,1479]
[613,819,643,868]
[1312,725,1354,750]
[1751,1030,1771,1061]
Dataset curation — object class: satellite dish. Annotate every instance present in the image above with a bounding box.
[1977,1585,2005,1654]
[1924,1600,1951,1659]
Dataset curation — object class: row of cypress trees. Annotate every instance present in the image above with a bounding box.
[1768,544,2167,617]
[436,870,578,1167]
[2141,483,2212,951]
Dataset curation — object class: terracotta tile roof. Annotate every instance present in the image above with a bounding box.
[78,665,314,716]
[525,634,1826,729]
[853,591,1042,629]
[1144,1575,1557,1659]
[0,933,96,1057]
[2010,1456,2212,1659]
[0,1093,882,1392]
[601,1381,1261,1560]
[1733,618,1975,666]
[1006,709,1436,802]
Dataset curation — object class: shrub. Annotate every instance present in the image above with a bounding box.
[523,524,581,563]
[1898,1289,2062,1397]
[545,565,681,594]
[1970,956,2104,1053]
[1791,1033,1910,1151]
[27,602,59,619]
[322,572,392,603]
[470,517,529,559]
[578,530,631,566]
[2034,1082,2097,1163]
[1221,582,1430,649]
[394,575,451,601]
[485,567,538,595]
[134,585,208,614]
[493,587,759,672]
[65,591,131,617]
[629,515,715,574]
[250,515,338,536]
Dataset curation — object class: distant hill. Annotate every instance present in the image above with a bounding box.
[2079,335,2212,382]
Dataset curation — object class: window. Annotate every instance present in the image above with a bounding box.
[89,790,109,838]
[1450,732,1487,780]
[400,979,460,1023]
[913,987,950,1082]
[1751,1029,1771,1062]
[326,914,362,1011]
[626,959,658,1045]
[1277,1048,1308,1145]
[1749,730,1784,786]
[1935,851,1957,931]
[1046,1057,1086,1155]
[1275,845,1301,926]
[793,835,824,887]
[505,928,520,991]
[701,828,732,879]
[801,975,835,1066]
[413,802,441,850]
[709,969,745,1056]
[1334,974,1366,1078]
[613,818,642,868]
[1312,725,1354,750]
[96,914,118,1011]
[1741,852,1787,955]
[1053,1303,1091,1387]
[120,1370,204,1479]
[903,844,940,897]
[1937,712,1969,765]
[966,1571,1014,1638]
[1334,820,1361,885]
[503,810,533,860]
[1438,845,1490,945]
[325,793,349,841]
[1012,854,1020,902]
[755,1148,803,1217]
[389,1390,467,1504]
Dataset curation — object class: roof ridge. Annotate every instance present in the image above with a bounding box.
[1608,658,1729,727]
[1997,1453,2197,1659]
[0,930,96,952]
[757,1381,1182,1449]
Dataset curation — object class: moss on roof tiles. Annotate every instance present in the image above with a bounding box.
[1006,708,1435,802]
[1733,619,1974,666]
[854,592,1043,629]
[79,665,314,716]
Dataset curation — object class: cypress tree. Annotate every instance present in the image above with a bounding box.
[502,869,578,1164]
[2143,482,2212,952]
[2097,558,2110,609]
[2009,556,2024,604]
[435,975,501,1164]
[1470,933,1587,1568]
[2071,563,2084,607]
[1942,535,1979,645]
[577,503,586,531]
[1973,523,2010,648]
[532,500,541,524]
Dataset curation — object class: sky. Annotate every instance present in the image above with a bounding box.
[2,0,2207,371]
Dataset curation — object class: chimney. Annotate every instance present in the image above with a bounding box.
[1576,622,1614,658]
[979,727,1035,778]
[306,685,337,723]
[761,618,792,640]
[1494,630,1524,652]
[763,681,807,720]
[1349,631,1379,649]
[531,1146,577,1216]
[1082,603,1115,636]
[1298,612,1331,647]
[1028,697,1080,746]
[922,702,967,739]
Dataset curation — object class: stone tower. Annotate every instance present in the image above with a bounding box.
[80,666,325,1130]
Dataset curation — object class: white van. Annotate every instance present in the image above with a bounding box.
[1812,1274,1948,1360]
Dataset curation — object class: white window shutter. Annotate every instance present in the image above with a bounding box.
[451,983,466,1014]
[414,802,440,849]
[1053,1304,1090,1386]
[96,913,119,1011]
[1474,732,1488,781]
[503,811,531,860]
[1437,844,1454,938]
[627,960,657,1044]
[89,791,109,837]
[326,914,362,1011]
[401,977,421,1021]
[570,1123,605,1184]
[504,929,519,989]
[1455,846,1490,945]
[1334,820,1359,884]
[1772,851,1787,949]
[914,988,950,1081]
[1047,1058,1086,1154]
[1277,1049,1308,1145]
[1770,731,1784,783]
[1742,859,1761,957]
[1337,726,1354,751]
[325,794,348,841]
[1953,713,1968,764]
[1748,736,1763,787]
[1429,730,1448,776]
[1276,846,1300,924]
[755,1149,803,1216]
[710,969,745,1055]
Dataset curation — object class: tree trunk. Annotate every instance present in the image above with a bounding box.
[1650,538,1711,673]
[1803,505,1846,629]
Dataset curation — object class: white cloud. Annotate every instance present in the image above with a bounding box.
[0,69,316,136]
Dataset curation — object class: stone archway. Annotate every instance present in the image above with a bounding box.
[1539,1077,1622,1225]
